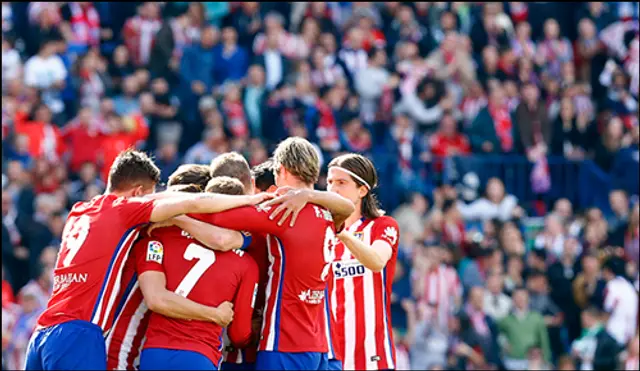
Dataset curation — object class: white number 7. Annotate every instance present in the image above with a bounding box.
[175,243,216,297]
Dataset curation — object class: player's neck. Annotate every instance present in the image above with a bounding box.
[345,210,363,229]
[281,180,313,191]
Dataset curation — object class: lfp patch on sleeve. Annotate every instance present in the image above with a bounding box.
[146,241,164,263]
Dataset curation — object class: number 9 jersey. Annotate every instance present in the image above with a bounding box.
[37,194,156,332]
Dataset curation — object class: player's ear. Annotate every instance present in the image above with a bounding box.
[266,185,278,193]
[132,184,145,197]
[358,185,368,199]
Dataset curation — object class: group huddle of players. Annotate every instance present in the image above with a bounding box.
[23,136,400,371]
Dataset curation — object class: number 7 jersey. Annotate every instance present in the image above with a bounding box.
[37,194,156,332]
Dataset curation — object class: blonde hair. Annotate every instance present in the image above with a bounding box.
[273,137,320,185]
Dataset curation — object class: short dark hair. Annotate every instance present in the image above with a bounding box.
[210,152,252,191]
[252,159,276,192]
[205,176,245,195]
[603,257,625,277]
[107,149,161,192]
[167,164,212,190]
[167,184,202,193]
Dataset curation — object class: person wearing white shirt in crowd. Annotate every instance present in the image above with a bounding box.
[2,37,21,93]
[483,271,513,321]
[457,177,524,222]
[23,39,68,115]
[602,258,639,346]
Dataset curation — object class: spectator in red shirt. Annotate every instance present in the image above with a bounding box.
[61,107,103,174]
[14,104,65,163]
[2,267,15,309]
[430,112,472,171]
[99,113,149,181]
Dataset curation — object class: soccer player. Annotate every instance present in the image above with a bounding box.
[189,137,355,370]
[25,150,270,370]
[106,164,251,370]
[326,153,401,371]
[138,176,259,370]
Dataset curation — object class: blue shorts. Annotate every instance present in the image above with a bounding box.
[140,348,218,370]
[220,362,255,371]
[328,359,343,370]
[24,320,106,370]
[256,351,328,371]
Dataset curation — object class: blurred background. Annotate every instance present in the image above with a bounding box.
[1,2,639,370]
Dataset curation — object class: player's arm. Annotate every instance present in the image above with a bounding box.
[189,205,286,236]
[227,253,260,347]
[144,192,272,223]
[139,271,233,326]
[262,188,355,228]
[336,218,399,273]
[163,215,251,252]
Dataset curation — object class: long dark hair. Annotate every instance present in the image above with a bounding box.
[328,154,383,219]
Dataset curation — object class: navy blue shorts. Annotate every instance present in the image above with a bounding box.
[24,320,106,370]
[220,362,255,371]
[140,348,218,370]
[256,351,328,370]
[328,359,343,370]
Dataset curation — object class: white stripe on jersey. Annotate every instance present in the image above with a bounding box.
[380,269,394,369]
[323,296,334,359]
[342,220,362,370]
[362,222,377,370]
[92,229,140,328]
[118,300,148,369]
[263,236,284,351]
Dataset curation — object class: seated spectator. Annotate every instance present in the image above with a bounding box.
[67,162,105,205]
[122,3,162,67]
[14,104,65,163]
[107,45,135,93]
[61,108,103,174]
[465,286,503,369]
[392,192,428,247]
[594,116,625,172]
[461,244,503,292]
[536,18,573,79]
[514,82,551,159]
[183,126,228,166]
[429,112,471,170]
[23,39,67,118]
[611,124,639,197]
[441,199,469,254]
[551,97,596,159]
[498,287,552,370]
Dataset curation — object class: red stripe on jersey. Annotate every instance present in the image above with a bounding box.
[373,270,387,369]
[353,277,366,371]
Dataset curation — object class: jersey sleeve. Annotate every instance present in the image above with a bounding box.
[114,197,156,228]
[133,237,165,275]
[189,205,285,236]
[227,253,260,348]
[371,216,400,253]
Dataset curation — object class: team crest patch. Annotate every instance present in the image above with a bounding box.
[354,231,364,241]
[146,241,164,263]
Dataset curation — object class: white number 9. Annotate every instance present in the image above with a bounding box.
[61,215,91,268]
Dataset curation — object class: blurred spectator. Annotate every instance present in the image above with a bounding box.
[483,270,513,321]
[122,2,162,67]
[514,82,551,160]
[469,85,513,154]
[547,237,582,341]
[67,162,105,205]
[429,112,471,170]
[571,306,623,370]
[61,108,103,174]
[457,177,522,222]
[23,39,67,118]
[601,257,639,346]
[498,287,552,369]
[392,192,428,246]
[550,97,595,159]
[213,26,249,85]
[594,116,625,172]
[465,286,503,369]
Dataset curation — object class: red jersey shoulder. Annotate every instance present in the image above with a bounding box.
[371,216,400,248]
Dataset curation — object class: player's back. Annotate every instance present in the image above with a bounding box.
[143,227,258,367]
[38,194,154,331]
[260,204,336,353]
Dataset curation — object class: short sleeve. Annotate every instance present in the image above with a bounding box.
[114,197,156,228]
[133,237,165,274]
[371,216,400,252]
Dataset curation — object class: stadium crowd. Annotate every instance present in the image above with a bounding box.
[1,1,639,370]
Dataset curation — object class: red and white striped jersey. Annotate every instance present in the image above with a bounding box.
[105,241,151,371]
[328,216,399,370]
[413,264,462,331]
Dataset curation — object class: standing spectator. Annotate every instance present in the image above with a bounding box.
[354,47,390,124]
[571,306,623,371]
[469,85,514,154]
[514,82,551,158]
[601,257,639,346]
[461,246,503,292]
[183,126,227,165]
[534,213,568,258]
[179,25,217,124]
[456,177,522,222]
[213,26,249,85]
[550,97,595,159]
[536,18,573,79]
[148,9,191,86]
[253,29,291,91]
[547,238,582,342]
[576,18,602,83]
[392,192,428,246]
[60,108,103,174]
[498,287,552,370]
[429,112,471,169]
[253,12,308,60]
[17,264,52,311]
[122,2,162,67]
[526,269,565,359]
[153,142,181,186]
[243,64,266,136]
[23,39,68,118]
[4,291,42,370]
[483,271,513,321]
[221,83,249,139]
[2,37,22,93]
[594,116,624,172]
[466,286,504,369]
[624,334,640,371]
[59,2,101,51]
[14,104,65,163]
[98,112,149,181]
